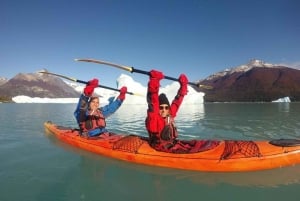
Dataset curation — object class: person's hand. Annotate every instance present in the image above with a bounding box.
[84,78,99,96]
[149,70,164,80]
[118,86,127,101]
[178,74,188,95]
[87,79,99,86]
[179,74,188,86]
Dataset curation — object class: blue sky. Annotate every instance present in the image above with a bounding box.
[1,0,300,87]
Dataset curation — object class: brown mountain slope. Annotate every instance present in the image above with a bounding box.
[0,72,80,98]
[199,67,300,102]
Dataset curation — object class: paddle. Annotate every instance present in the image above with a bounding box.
[74,58,213,90]
[38,71,143,96]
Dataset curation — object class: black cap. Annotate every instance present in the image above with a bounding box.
[159,93,170,106]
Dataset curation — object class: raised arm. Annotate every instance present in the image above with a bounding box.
[170,74,188,118]
[101,86,127,117]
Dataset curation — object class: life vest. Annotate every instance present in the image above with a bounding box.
[81,109,106,133]
[148,115,178,148]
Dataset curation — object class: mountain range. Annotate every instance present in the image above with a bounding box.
[1,59,300,102]
[198,59,300,102]
[0,70,79,102]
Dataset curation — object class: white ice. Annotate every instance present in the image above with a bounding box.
[272,97,291,103]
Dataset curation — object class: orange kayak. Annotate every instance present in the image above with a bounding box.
[44,121,300,172]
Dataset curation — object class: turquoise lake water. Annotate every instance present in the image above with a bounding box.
[1,103,300,201]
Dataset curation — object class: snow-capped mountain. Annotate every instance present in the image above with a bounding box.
[0,71,79,99]
[0,77,8,86]
[199,59,300,102]
[206,59,277,80]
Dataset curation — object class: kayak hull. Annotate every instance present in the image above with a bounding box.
[44,121,300,172]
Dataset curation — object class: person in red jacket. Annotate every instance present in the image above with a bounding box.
[74,78,127,138]
[145,70,193,153]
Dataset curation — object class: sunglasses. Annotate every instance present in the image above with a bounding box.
[159,105,169,110]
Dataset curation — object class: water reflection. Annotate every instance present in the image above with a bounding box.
[276,102,290,113]
[199,103,300,140]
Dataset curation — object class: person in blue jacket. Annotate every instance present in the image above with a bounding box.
[74,78,127,138]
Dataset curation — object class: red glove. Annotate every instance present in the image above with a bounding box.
[149,70,164,80]
[179,74,188,85]
[118,86,127,101]
[84,78,99,96]
[178,74,188,95]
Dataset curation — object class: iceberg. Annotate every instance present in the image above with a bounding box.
[272,97,291,103]
[12,95,79,103]
[116,74,204,105]
[12,74,205,104]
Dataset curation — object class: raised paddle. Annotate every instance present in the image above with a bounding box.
[38,71,143,96]
[74,58,213,90]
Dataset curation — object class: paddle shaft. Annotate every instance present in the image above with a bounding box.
[130,67,200,87]
[74,79,135,95]
[39,71,135,95]
[75,58,208,88]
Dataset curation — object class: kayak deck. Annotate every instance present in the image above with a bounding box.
[44,121,300,172]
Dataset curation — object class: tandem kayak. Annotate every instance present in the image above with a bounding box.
[44,121,300,172]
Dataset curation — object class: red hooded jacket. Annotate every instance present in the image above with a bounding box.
[145,76,187,151]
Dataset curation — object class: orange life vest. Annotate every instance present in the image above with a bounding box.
[81,109,106,132]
